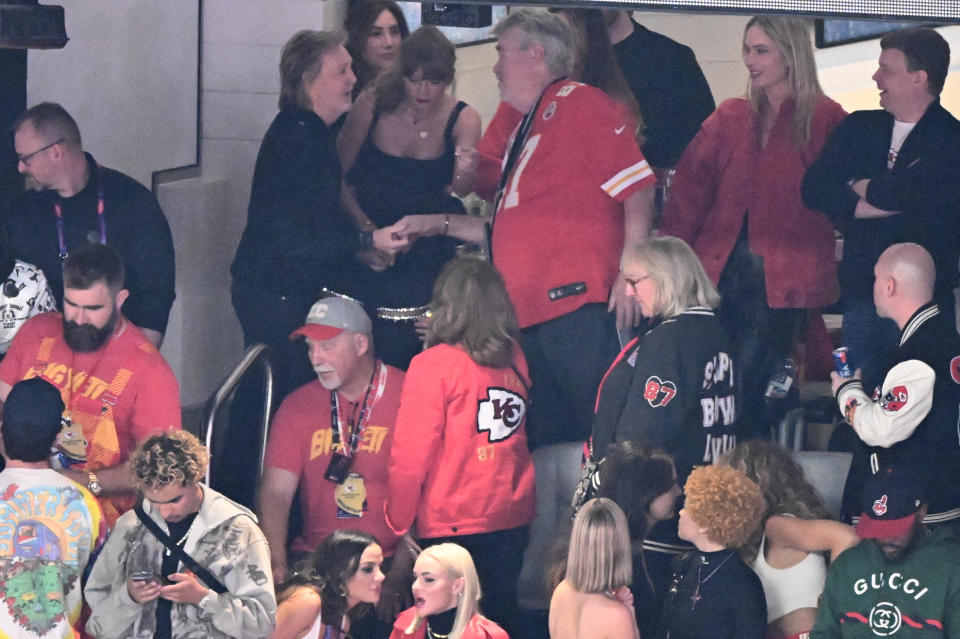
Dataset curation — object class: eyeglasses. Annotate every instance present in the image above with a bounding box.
[625,274,651,290]
[17,138,64,167]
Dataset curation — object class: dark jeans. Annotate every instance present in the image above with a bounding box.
[716,240,806,438]
[519,303,621,449]
[422,526,528,638]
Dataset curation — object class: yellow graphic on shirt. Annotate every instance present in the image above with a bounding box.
[309,426,388,460]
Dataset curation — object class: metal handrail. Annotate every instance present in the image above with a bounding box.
[201,343,274,485]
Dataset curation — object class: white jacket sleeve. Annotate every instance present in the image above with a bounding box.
[836,359,934,447]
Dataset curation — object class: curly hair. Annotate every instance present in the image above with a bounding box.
[683,465,765,549]
[129,430,209,490]
[719,440,830,560]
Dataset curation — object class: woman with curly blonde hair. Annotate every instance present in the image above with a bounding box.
[721,441,858,639]
[661,464,766,639]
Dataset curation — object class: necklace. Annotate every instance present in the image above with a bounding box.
[164,515,197,556]
[426,627,449,639]
[690,551,734,609]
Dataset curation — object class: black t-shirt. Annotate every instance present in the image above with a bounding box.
[155,513,198,639]
[659,549,766,639]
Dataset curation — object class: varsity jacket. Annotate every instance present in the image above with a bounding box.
[85,484,276,638]
[802,100,960,301]
[592,307,741,481]
[385,343,535,539]
[811,528,960,639]
[836,303,960,524]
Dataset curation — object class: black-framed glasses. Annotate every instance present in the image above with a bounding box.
[625,274,652,291]
[17,138,64,167]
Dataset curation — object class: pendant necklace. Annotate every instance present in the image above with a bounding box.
[690,551,734,609]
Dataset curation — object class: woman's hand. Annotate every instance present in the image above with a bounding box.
[612,585,635,608]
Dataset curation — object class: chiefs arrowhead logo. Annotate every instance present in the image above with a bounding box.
[477,387,526,443]
[873,494,889,517]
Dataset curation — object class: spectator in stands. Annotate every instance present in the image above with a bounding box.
[345,0,409,98]
[803,27,960,391]
[258,294,410,637]
[604,10,715,171]
[390,543,508,639]
[661,16,846,435]
[385,258,535,636]
[549,498,640,639]
[831,243,960,532]
[592,443,682,638]
[474,8,641,202]
[721,440,859,639]
[338,25,481,369]
[231,29,398,401]
[270,530,385,639]
[660,464,767,639]
[0,231,56,358]
[0,378,103,639]
[812,466,960,639]
[0,243,181,527]
[85,431,276,639]
[7,102,175,347]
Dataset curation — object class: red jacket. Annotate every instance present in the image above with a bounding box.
[660,96,846,309]
[389,608,508,639]
[385,343,535,538]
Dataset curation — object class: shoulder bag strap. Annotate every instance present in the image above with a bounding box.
[134,503,228,594]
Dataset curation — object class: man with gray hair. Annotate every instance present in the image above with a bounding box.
[486,9,657,453]
[831,243,960,531]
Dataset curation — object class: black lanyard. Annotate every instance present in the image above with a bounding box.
[329,361,380,457]
[492,77,567,218]
[54,162,106,261]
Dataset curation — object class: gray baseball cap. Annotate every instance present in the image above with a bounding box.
[289,296,372,341]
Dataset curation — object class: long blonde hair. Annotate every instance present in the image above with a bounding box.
[745,15,823,147]
[404,544,483,639]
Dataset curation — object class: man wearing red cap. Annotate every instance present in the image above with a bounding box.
[812,466,960,638]
[256,295,405,588]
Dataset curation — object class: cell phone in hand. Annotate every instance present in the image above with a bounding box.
[130,571,159,583]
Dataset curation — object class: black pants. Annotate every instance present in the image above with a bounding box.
[716,240,805,439]
[519,304,622,449]
[422,526,528,638]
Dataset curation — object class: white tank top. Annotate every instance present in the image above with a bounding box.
[752,532,827,622]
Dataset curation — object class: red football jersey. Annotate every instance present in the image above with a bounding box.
[491,81,655,328]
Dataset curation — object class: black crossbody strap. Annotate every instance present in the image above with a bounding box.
[134,504,228,594]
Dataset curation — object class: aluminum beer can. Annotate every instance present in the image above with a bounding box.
[833,347,853,378]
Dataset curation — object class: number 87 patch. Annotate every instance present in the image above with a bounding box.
[644,376,677,408]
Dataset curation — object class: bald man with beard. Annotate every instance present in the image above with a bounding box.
[831,243,960,533]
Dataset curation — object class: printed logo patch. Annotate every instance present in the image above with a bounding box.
[879,386,908,412]
[950,356,960,384]
[868,602,901,636]
[477,387,526,443]
[542,101,557,121]
[643,376,677,408]
[872,494,889,517]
